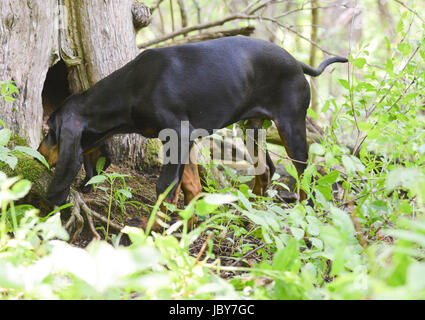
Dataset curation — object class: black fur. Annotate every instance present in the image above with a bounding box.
[40,36,347,205]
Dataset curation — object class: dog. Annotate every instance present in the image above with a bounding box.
[38,36,347,208]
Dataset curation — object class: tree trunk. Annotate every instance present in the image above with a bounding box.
[0,0,157,171]
[63,0,156,171]
[0,0,57,148]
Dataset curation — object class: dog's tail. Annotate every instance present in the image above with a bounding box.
[300,57,348,77]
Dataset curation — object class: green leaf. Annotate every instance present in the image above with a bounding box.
[321,100,330,113]
[341,155,365,175]
[407,263,425,291]
[338,79,350,90]
[263,119,273,129]
[284,164,298,181]
[354,57,367,69]
[238,184,250,198]
[307,108,318,119]
[398,43,411,56]
[386,167,425,200]
[14,146,50,169]
[272,238,300,273]
[196,199,219,216]
[10,179,32,199]
[330,207,356,239]
[204,193,237,205]
[3,96,15,102]
[317,170,340,186]
[0,153,17,170]
[96,157,106,174]
[385,58,395,76]
[357,120,372,132]
[117,188,132,198]
[310,237,323,250]
[290,227,305,240]
[309,143,325,156]
[85,174,107,186]
[179,202,194,220]
[397,18,404,33]
[0,128,12,146]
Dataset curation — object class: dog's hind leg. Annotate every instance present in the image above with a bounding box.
[273,95,309,201]
[156,124,193,204]
[244,119,275,196]
[181,151,203,205]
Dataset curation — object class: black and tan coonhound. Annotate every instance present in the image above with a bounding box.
[38,36,347,208]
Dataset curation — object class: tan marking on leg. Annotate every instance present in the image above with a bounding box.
[273,120,306,201]
[252,166,271,196]
[181,163,202,204]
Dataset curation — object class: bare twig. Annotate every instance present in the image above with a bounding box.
[194,232,213,264]
[230,243,266,266]
[157,4,165,34]
[394,0,425,22]
[366,45,421,118]
[192,0,202,31]
[351,209,368,249]
[274,4,344,19]
[248,15,340,56]
[337,187,386,208]
[151,0,166,13]
[176,0,188,29]
[170,0,175,32]
[246,0,275,15]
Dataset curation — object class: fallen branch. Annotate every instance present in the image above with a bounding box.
[138,12,340,56]
[156,26,255,47]
[138,13,250,48]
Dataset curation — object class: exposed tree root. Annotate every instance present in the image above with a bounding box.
[65,189,124,243]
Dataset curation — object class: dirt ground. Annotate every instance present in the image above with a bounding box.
[64,164,266,274]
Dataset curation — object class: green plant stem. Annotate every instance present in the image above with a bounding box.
[9,201,17,231]
[146,181,176,235]
[0,200,7,241]
[105,180,114,242]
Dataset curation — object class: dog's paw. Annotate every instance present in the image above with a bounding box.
[80,183,93,194]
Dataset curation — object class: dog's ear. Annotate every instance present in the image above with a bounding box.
[47,121,84,205]
[46,116,61,145]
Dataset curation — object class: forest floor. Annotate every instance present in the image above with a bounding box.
[66,164,265,278]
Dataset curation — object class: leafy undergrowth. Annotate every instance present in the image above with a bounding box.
[1,152,425,299]
[2,11,425,300]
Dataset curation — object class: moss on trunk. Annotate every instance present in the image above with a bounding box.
[0,152,53,214]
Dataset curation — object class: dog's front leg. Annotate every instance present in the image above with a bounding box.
[47,124,84,205]
[81,144,111,193]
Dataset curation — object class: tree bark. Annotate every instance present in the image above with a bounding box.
[0,0,57,148]
[63,0,154,170]
[0,0,156,171]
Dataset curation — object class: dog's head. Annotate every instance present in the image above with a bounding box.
[38,112,63,168]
